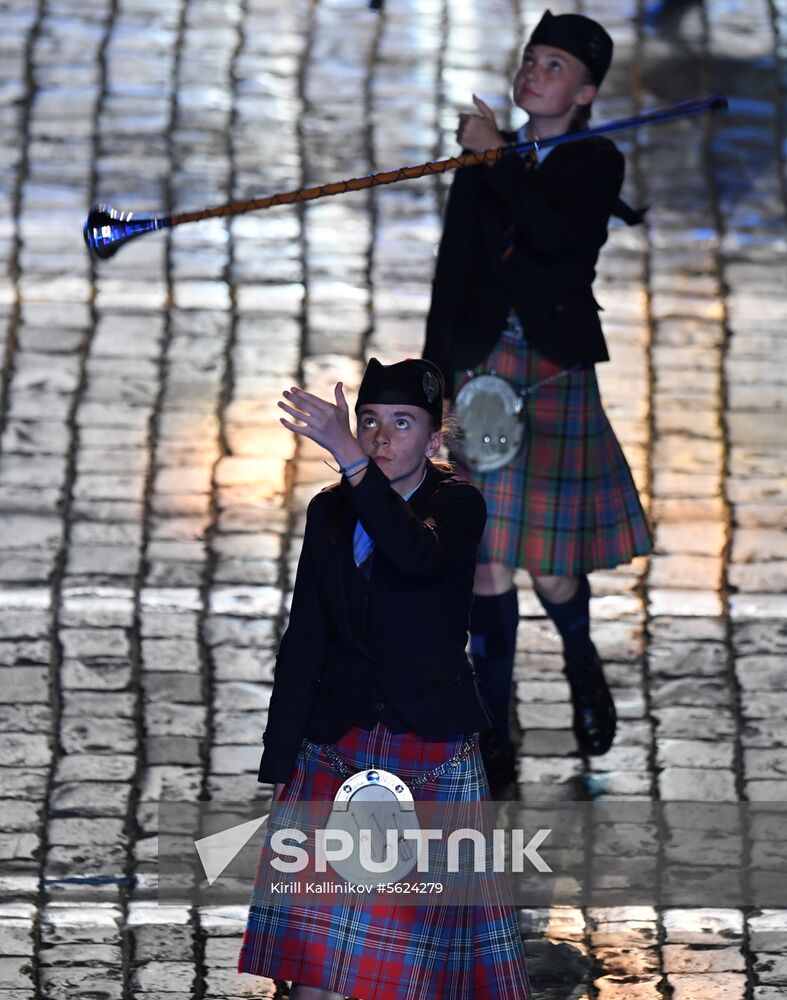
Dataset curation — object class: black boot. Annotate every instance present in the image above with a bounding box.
[534,576,616,756]
[470,589,519,790]
[563,643,616,756]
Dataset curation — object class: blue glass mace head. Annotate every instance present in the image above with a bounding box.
[83,204,169,260]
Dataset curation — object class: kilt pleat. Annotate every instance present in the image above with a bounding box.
[238,724,530,999]
[455,331,652,575]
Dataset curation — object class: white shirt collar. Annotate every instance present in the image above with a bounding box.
[515,124,553,163]
[403,467,428,501]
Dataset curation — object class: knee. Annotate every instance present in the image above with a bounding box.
[474,562,515,596]
[532,574,579,604]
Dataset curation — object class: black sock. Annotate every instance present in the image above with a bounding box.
[534,575,595,654]
[535,576,606,685]
[469,589,518,750]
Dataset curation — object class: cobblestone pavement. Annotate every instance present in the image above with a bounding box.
[0,0,786,997]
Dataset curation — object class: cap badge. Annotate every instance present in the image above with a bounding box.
[423,371,439,403]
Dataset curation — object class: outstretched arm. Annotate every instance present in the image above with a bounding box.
[278,381,369,485]
[455,93,624,258]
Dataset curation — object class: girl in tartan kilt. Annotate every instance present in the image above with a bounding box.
[423,10,652,786]
[238,357,531,998]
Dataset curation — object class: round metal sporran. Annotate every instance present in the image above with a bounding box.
[453,373,525,473]
[325,768,420,886]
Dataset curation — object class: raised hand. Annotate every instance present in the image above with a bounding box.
[456,94,504,153]
[278,381,366,470]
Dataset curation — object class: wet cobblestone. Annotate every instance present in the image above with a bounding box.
[0,0,786,997]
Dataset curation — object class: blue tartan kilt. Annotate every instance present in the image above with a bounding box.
[238,723,531,999]
[455,329,652,575]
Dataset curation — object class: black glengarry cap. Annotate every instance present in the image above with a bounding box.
[356,357,444,423]
[527,10,613,86]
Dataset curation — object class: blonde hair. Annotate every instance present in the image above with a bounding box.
[429,410,458,471]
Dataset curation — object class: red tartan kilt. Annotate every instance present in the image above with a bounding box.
[455,331,652,575]
[238,724,530,999]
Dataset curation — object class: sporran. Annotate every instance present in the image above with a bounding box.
[320,738,475,886]
[452,351,580,473]
[325,766,419,886]
[453,373,526,473]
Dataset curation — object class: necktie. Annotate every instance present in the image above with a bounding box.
[353,521,374,578]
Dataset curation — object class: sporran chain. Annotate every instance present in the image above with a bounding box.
[318,737,476,790]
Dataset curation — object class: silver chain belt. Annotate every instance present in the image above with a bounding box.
[465,362,580,401]
[520,364,579,398]
[487,311,580,397]
[318,736,476,790]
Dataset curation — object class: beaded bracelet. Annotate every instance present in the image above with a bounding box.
[344,461,369,479]
[341,455,369,476]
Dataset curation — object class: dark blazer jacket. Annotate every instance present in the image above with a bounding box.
[258,459,491,784]
[423,136,626,397]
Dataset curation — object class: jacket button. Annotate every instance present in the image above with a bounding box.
[375,701,386,712]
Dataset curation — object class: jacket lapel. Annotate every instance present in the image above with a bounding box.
[321,464,442,655]
[407,462,440,522]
